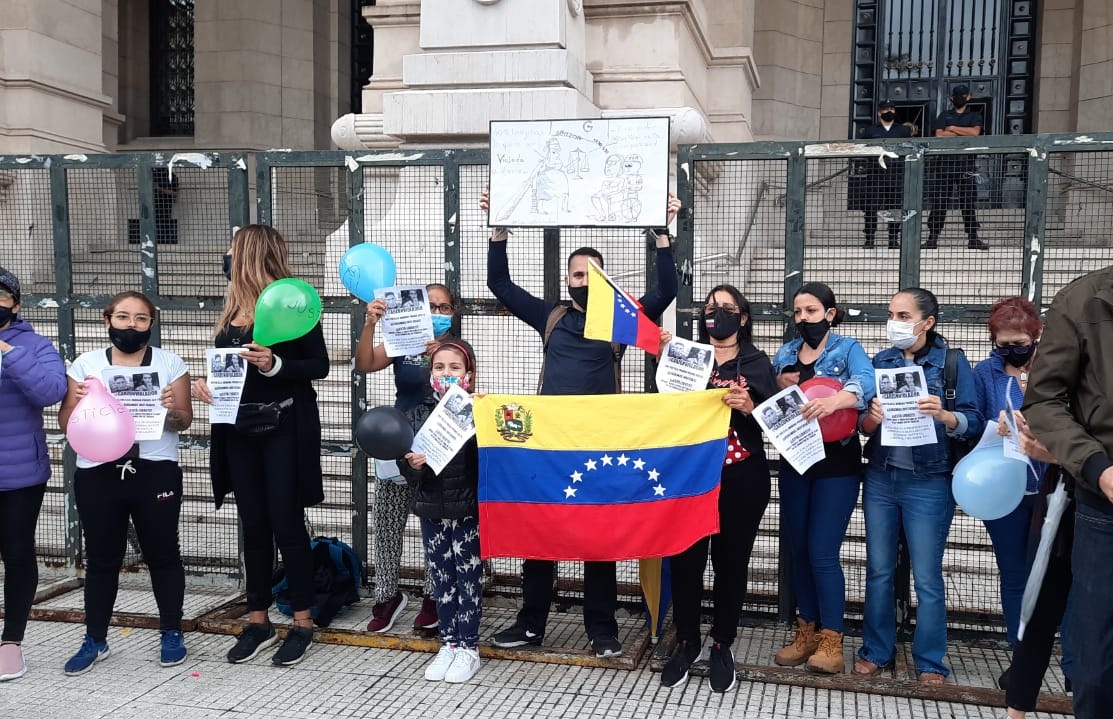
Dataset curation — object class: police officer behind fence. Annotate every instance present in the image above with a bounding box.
[925,84,988,251]
[857,99,911,249]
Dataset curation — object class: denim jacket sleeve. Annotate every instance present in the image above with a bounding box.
[841,337,876,410]
[771,340,800,375]
[948,349,984,441]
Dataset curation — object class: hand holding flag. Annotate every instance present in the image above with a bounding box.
[583,258,662,355]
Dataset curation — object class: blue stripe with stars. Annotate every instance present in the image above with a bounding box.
[479,440,726,504]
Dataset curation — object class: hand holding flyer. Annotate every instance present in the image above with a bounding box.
[375,285,435,358]
[656,337,714,393]
[754,385,825,474]
[876,366,936,447]
[205,348,247,424]
[100,366,167,440]
[411,384,476,474]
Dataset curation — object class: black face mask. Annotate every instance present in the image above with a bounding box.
[0,306,14,327]
[704,309,742,341]
[222,255,233,281]
[569,285,589,309]
[109,326,152,354]
[880,111,896,122]
[952,97,968,109]
[796,319,830,349]
[1004,343,1038,369]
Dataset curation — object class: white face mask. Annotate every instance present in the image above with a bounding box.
[886,319,922,350]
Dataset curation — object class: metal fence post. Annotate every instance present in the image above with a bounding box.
[49,161,81,570]
[346,162,370,571]
[256,156,273,226]
[228,153,251,232]
[674,145,696,344]
[899,146,925,289]
[137,155,161,343]
[1021,140,1050,308]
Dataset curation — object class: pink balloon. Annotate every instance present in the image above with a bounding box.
[67,376,138,463]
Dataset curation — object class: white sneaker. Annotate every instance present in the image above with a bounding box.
[443,647,481,683]
[424,644,457,681]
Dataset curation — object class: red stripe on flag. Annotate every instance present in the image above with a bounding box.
[635,312,661,355]
[478,489,721,561]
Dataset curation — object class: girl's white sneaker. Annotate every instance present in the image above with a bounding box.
[444,647,481,683]
[424,644,458,681]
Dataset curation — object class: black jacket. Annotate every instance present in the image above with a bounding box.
[210,322,330,509]
[398,395,479,520]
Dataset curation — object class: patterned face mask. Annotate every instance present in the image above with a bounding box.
[430,373,470,397]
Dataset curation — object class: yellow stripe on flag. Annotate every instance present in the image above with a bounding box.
[583,259,616,344]
[474,390,730,451]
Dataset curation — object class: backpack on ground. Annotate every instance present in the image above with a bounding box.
[272,536,363,627]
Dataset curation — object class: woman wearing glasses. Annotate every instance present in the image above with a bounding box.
[355,283,459,633]
[58,292,193,675]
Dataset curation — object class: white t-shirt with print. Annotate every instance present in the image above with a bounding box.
[67,346,189,468]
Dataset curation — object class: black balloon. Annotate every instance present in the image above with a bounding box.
[354,406,414,459]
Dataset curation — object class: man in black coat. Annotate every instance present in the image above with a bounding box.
[925,84,988,250]
[858,99,911,249]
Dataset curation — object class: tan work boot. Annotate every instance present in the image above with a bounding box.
[805,628,845,674]
[773,618,819,666]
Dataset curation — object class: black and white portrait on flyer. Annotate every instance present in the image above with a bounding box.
[411,384,476,475]
[375,284,435,358]
[754,385,824,474]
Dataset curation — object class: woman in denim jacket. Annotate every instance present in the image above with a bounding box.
[771,282,876,674]
[855,287,984,684]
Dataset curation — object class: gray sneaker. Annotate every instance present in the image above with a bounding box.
[226,622,277,664]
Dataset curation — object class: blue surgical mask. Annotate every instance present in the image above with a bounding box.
[431,314,453,336]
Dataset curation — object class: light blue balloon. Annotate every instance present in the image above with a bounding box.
[339,243,397,302]
[951,445,1027,520]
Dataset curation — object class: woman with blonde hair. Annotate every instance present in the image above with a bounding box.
[193,225,329,666]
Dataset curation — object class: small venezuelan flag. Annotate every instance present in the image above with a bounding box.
[475,390,730,561]
[583,258,661,355]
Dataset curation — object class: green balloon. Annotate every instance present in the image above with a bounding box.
[253,278,322,346]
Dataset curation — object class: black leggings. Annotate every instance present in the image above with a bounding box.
[75,459,185,640]
[669,460,771,645]
[224,428,313,613]
[0,483,47,643]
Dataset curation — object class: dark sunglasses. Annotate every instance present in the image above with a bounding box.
[992,343,1034,358]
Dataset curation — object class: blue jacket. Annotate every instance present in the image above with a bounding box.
[0,318,68,491]
[771,331,876,410]
[865,337,985,475]
[973,354,1045,492]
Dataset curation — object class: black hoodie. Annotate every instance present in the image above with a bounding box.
[708,341,777,462]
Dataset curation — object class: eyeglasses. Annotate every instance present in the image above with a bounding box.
[704,303,739,314]
[0,289,13,301]
[108,312,153,327]
[430,303,454,314]
[992,343,1033,357]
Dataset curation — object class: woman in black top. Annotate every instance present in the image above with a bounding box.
[191,225,329,667]
[658,285,776,693]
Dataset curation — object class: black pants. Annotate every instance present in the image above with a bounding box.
[863,210,901,243]
[927,168,979,239]
[670,462,771,645]
[225,426,314,613]
[0,483,47,643]
[74,459,185,640]
[1006,500,1074,712]
[517,559,618,640]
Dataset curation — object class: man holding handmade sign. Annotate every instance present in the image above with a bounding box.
[482,115,681,659]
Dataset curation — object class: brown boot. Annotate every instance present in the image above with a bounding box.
[805,629,845,674]
[773,618,819,666]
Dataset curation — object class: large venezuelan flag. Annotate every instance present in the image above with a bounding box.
[474,390,730,561]
[583,258,661,355]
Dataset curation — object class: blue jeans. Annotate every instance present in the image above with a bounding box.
[984,493,1036,646]
[1070,502,1113,719]
[859,466,955,676]
[779,467,861,632]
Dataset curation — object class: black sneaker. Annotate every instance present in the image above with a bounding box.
[922,237,938,249]
[272,626,314,666]
[862,238,876,249]
[490,623,543,648]
[661,639,701,687]
[590,635,623,658]
[708,641,737,693]
[968,238,989,250]
[226,622,277,664]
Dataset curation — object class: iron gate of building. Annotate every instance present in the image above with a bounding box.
[4,131,1113,641]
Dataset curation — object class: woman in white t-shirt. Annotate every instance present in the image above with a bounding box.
[57,291,193,676]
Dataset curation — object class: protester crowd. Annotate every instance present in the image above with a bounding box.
[0,204,1102,719]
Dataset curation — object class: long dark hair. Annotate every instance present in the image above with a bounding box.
[794,282,846,326]
[697,284,753,344]
[899,287,942,347]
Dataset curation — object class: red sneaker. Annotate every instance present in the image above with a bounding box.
[413,594,439,630]
[366,592,407,633]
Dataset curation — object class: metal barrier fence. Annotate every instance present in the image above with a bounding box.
[5,132,1113,638]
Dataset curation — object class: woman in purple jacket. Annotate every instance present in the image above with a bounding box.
[0,267,68,682]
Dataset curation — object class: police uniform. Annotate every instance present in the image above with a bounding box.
[926,97,984,248]
[856,119,911,248]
